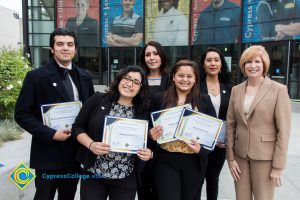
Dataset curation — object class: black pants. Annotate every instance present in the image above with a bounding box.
[153,149,205,200]
[80,172,137,200]
[34,168,80,200]
[137,160,158,200]
[199,147,226,200]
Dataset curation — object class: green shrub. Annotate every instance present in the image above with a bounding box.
[0,47,31,119]
[0,119,23,144]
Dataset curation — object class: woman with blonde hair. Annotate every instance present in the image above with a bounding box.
[226,45,291,200]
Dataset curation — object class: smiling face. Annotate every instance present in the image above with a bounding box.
[244,56,264,79]
[173,65,196,93]
[75,0,89,17]
[118,72,142,100]
[145,45,162,73]
[122,0,135,14]
[161,0,174,12]
[204,51,222,77]
[51,35,76,67]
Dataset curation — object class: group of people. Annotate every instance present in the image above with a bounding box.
[15,27,291,200]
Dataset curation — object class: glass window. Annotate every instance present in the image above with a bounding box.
[29,34,51,46]
[164,46,189,70]
[28,7,54,20]
[76,48,100,85]
[289,41,300,99]
[30,47,51,68]
[29,21,54,33]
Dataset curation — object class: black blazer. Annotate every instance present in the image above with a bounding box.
[199,80,232,121]
[150,92,216,172]
[15,58,95,170]
[147,73,169,96]
[72,93,149,181]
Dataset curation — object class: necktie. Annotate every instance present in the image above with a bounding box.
[63,69,74,101]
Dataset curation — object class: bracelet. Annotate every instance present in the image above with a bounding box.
[88,141,94,150]
[151,151,154,159]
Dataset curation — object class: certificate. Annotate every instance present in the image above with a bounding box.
[41,101,82,130]
[217,121,226,144]
[151,104,191,144]
[102,116,148,154]
[175,108,223,150]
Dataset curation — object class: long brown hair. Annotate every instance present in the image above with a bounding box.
[163,59,200,109]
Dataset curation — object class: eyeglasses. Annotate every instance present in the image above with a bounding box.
[122,75,142,88]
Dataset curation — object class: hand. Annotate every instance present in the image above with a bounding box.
[89,142,110,156]
[270,168,283,187]
[53,129,71,141]
[149,125,163,141]
[137,148,152,161]
[228,160,241,181]
[184,139,201,154]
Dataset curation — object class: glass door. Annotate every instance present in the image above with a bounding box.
[263,42,289,85]
[108,47,136,84]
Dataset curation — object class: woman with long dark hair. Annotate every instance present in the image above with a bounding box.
[139,41,169,200]
[150,59,215,200]
[72,66,152,200]
[140,41,169,96]
[197,47,232,200]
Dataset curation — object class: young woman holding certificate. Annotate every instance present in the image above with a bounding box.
[72,66,152,200]
[150,59,215,200]
[197,47,232,200]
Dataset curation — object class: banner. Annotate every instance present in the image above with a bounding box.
[242,0,300,42]
[101,0,143,47]
[56,0,100,47]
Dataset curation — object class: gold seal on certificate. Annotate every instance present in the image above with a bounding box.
[41,101,82,130]
[151,104,191,144]
[102,116,148,154]
[175,108,223,150]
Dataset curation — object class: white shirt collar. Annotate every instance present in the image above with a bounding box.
[57,61,72,70]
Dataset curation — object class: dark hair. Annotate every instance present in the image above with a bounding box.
[158,0,179,10]
[163,59,200,109]
[140,41,168,75]
[107,65,150,111]
[198,47,231,84]
[50,28,78,49]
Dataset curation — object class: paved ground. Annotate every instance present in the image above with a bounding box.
[1,103,299,200]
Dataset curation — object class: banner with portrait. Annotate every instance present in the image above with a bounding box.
[56,0,100,47]
[242,0,300,42]
[145,0,190,46]
[101,0,144,47]
[191,0,241,45]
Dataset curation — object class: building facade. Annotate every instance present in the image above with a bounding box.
[0,6,23,48]
[23,0,300,99]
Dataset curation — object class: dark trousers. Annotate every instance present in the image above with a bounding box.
[34,168,80,200]
[137,160,158,200]
[153,149,205,200]
[198,147,226,200]
[80,172,137,200]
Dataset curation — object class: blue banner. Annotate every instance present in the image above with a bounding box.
[242,0,300,42]
[101,0,143,47]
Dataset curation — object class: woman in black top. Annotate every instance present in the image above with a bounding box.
[197,47,232,200]
[139,41,169,200]
[72,66,152,200]
[150,59,215,200]
[141,41,169,96]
